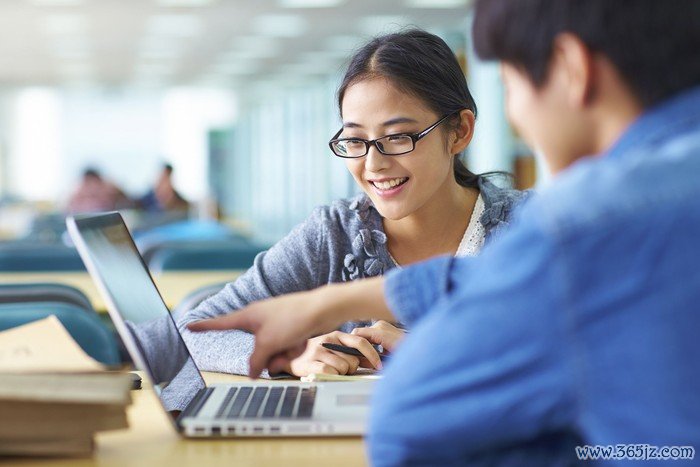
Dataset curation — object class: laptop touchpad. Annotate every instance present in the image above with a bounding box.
[337,394,370,406]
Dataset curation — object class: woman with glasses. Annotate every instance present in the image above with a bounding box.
[177,29,526,378]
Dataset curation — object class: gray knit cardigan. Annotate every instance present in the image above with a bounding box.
[174,178,527,377]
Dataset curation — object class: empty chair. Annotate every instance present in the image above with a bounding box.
[23,213,69,244]
[0,302,121,365]
[146,241,267,273]
[0,282,92,310]
[0,243,85,271]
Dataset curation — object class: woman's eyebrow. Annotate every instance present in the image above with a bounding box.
[343,117,419,129]
[382,117,418,127]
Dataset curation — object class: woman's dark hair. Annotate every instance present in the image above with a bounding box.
[337,29,482,189]
[472,0,700,108]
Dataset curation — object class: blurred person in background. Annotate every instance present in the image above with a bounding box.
[138,163,189,214]
[66,167,132,214]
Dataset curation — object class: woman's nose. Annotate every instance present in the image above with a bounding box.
[364,145,390,172]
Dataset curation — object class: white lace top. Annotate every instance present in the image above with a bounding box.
[456,193,486,257]
[390,194,486,266]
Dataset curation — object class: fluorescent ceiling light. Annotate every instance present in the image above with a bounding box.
[134,63,177,76]
[231,35,279,54]
[130,77,169,90]
[405,0,469,7]
[58,62,94,76]
[61,80,98,92]
[220,46,279,61]
[48,38,91,58]
[194,74,232,85]
[137,35,181,59]
[278,0,346,7]
[139,43,180,59]
[43,14,87,34]
[147,14,202,37]
[156,0,218,6]
[211,60,261,75]
[49,46,90,59]
[252,14,307,37]
[29,0,84,5]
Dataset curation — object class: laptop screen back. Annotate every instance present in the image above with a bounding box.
[67,212,206,418]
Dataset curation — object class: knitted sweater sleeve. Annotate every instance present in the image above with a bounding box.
[176,206,330,376]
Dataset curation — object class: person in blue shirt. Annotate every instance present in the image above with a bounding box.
[189,0,700,465]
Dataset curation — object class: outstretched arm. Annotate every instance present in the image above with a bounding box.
[188,276,393,378]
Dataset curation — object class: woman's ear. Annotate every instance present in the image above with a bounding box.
[449,109,475,154]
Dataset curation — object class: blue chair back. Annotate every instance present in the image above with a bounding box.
[134,220,248,262]
[171,281,227,321]
[0,283,92,310]
[0,302,121,366]
[0,243,85,271]
[147,241,267,273]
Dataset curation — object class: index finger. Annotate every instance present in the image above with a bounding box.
[336,333,382,370]
[187,310,257,333]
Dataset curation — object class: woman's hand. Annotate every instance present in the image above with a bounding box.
[285,331,383,377]
[187,277,394,378]
[352,320,405,353]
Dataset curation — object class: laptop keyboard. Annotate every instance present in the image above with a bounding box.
[215,386,317,420]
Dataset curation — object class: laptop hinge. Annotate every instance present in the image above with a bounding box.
[178,387,214,421]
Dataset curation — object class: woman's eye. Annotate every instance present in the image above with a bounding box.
[388,135,409,142]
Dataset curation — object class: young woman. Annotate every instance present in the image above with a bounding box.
[177,29,526,377]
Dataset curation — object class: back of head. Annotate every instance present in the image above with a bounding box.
[338,29,483,188]
[472,0,700,108]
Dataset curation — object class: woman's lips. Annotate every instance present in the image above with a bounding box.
[369,177,409,198]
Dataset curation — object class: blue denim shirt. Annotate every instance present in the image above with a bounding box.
[376,86,700,466]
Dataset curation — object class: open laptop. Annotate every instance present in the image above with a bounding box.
[66,212,374,437]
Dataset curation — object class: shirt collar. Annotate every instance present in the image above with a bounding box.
[605,85,700,160]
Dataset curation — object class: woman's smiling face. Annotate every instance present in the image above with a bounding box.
[340,78,458,221]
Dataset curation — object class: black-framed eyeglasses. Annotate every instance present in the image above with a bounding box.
[328,110,461,159]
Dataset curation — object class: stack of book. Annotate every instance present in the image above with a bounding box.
[0,316,133,457]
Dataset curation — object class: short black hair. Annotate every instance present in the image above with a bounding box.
[338,29,482,188]
[473,0,700,107]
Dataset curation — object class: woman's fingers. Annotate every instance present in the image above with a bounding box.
[314,347,359,375]
[288,335,363,376]
[351,321,404,353]
[267,347,305,376]
[333,332,382,370]
[310,362,340,376]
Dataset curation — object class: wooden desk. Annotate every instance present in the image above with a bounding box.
[9,372,368,467]
[0,271,243,312]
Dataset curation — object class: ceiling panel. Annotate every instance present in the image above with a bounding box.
[0,0,472,88]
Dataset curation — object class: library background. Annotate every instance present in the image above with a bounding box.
[0,0,543,459]
[0,0,541,248]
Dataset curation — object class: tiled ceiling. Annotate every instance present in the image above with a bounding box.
[0,0,473,89]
